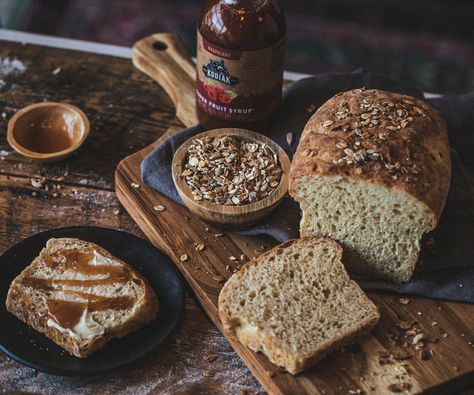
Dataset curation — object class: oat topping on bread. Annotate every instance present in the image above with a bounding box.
[289,89,451,282]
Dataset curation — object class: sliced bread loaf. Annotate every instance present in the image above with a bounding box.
[6,238,159,358]
[218,237,380,374]
[289,89,451,282]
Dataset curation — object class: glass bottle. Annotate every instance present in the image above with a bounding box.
[196,0,286,132]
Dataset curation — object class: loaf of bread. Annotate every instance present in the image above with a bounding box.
[6,238,159,358]
[289,88,451,282]
[218,237,380,374]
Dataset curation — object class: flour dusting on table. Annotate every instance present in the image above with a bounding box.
[0,57,27,77]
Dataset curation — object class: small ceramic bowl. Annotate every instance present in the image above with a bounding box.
[172,128,291,228]
[7,102,90,163]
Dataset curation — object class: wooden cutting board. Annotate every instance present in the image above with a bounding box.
[115,33,474,394]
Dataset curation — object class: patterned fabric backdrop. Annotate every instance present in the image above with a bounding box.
[2,0,474,94]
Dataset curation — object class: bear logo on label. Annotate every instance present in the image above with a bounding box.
[202,60,238,85]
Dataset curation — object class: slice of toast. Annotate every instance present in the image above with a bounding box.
[6,238,159,358]
[218,237,380,374]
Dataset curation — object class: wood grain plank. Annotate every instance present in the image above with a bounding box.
[0,40,263,394]
[115,33,474,394]
[0,41,176,190]
[1,37,473,395]
[116,134,474,394]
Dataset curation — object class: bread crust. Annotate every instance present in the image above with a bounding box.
[6,238,159,358]
[289,88,451,221]
[218,237,380,374]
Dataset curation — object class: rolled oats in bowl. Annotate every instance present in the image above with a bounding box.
[180,135,282,205]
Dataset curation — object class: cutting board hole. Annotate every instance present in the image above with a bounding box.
[153,41,168,51]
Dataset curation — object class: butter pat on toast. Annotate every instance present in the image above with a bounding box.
[218,237,380,374]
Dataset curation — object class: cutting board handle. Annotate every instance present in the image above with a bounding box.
[132,33,198,128]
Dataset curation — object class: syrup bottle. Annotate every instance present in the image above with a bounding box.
[196,0,286,131]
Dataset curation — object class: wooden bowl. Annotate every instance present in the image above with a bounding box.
[7,102,90,163]
[172,128,291,228]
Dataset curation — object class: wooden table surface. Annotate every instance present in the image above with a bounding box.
[0,40,264,394]
[0,38,473,395]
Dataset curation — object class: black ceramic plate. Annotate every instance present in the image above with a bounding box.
[0,226,185,376]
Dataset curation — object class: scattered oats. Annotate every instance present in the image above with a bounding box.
[188,156,199,167]
[355,167,363,175]
[180,254,189,262]
[113,209,120,215]
[322,120,334,127]
[30,178,45,188]
[202,370,215,377]
[417,311,422,316]
[412,333,425,344]
[240,254,247,260]
[286,132,293,146]
[307,104,317,113]
[131,182,140,189]
[52,67,61,75]
[181,169,192,177]
[344,148,354,156]
[398,298,410,305]
[442,333,449,338]
[215,233,223,237]
[195,243,205,252]
[204,354,218,363]
[182,135,282,205]
[212,275,225,283]
[154,205,165,211]
[399,320,414,330]
[229,256,237,261]
[431,321,437,326]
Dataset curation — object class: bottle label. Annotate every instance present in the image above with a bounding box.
[196,31,285,123]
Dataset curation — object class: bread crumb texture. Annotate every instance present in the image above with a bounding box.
[218,237,380,374]
[289,89,451,282]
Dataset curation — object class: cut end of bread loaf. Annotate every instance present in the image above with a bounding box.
[6,238,159,358]
[289,89,451,283]
[293,176,436,282]
[218,237,380,374]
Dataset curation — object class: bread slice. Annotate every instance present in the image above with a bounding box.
[289,89,451,282]
[6,238,159,358]
[218,237,380,374]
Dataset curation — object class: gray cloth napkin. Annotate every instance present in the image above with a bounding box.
[142,71,474,303]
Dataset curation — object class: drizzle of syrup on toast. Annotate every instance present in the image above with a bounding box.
[21,247,138,330]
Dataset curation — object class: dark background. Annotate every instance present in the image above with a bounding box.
[1,0,473,94]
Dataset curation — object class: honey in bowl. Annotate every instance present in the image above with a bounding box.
[7,102,90,162]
